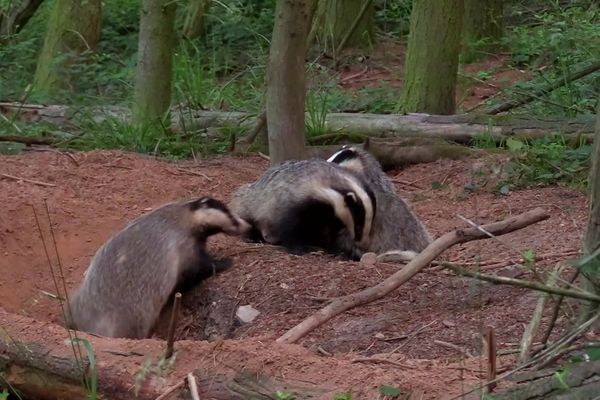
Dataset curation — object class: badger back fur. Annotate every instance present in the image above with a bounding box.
[229,159,376,260]
[65,197,250,339]
[328,145,432,254]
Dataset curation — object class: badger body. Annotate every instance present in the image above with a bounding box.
[327,146,432,255]
[229,159,376,260]
[65,197,250,339]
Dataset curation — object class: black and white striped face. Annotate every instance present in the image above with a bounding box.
[327,146,365,175]
[313,176,376,249]
[188,197,251,237]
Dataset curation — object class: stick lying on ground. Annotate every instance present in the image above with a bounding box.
[277,208,550,344]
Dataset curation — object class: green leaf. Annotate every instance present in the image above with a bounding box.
[522,249,536,265]
[0,389,9,400]
[506,138,524,151]
[499,185,510,195]
[378,385,401,397]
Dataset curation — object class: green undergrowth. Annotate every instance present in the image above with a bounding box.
[472,132,592,191]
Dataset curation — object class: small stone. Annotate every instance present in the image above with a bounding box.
[360,252,378,266]
[236,305,261,323]
[279,283,290,290]
[442,320,456,328]
[374,332,385,339]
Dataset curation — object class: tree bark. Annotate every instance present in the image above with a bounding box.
[0,0,45,36]
[462,0,503,61]
[316,0,374,53]
[266,0,313,164]
[132,0,177,125]
[401,0,464,115]
[182,0,210,40]
[32,0,101,95]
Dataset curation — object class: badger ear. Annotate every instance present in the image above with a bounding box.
[344,191,358,205]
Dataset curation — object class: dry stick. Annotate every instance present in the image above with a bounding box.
[518,265,561,365]
[351,357,411,369]
[1,173,56,187]
[165,292,182,359]
[484,327,497,393]
[442,262,600,303]
[154,379,186,400]
[538,269,581,352]
[187,373,200,400]
[484,60,600,115]
[276,208,550,344]
[0,134,55,145]
[433,340,472,358]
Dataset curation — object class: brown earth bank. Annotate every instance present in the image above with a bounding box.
[0,148,588,398]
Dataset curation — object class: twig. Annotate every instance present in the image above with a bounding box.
[165,292,182,359]
[154,379,186,400]
[186,373,200,400]
[388,320,436,356]
[1,173,56,187]
[539,269,581,350]
[484,327,497,393]
[0,113,22,133]
[174,167,213,181]
[257,152,270,161]
[442,262,600,303]
[519,265,560,365]
[0,134,55,145]
[339,66,369,84]
[433,340,473,358]
[351,357,411,368]
[276,208,550,344]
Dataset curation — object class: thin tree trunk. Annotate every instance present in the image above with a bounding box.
[132,0,177,125]
[32,0,101,95]
[0,0,45,36]
[266,0,313,164]
[316,0,374,53]
[581,97,600,312]
[182,0,210,40]
[401,0,464,115]
[462,0,503,61]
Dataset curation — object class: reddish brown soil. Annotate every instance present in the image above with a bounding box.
[0,149,588,398]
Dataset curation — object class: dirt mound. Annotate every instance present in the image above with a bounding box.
[0,149,587,397]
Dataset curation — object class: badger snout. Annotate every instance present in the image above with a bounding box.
[230,217,251,235]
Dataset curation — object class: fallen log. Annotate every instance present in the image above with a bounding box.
[1,103,595,144]
[491,360,600,400]
[276,207,550,344]
[0,308,342,399]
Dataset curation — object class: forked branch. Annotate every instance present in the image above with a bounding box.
[277,208,550,344]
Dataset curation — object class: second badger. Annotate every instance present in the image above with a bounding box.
[65,197,250,339]
[229,159,377,260]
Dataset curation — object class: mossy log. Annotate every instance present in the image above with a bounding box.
[1,103,594,145]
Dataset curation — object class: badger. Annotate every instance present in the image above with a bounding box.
[229,159,377,260]
[327,145,432,256]
[64,197,250,339]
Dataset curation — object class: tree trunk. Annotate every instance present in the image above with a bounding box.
[580,96,600,309]
[401,0,464,115]
[132,0,177,125]
[316,0,374,53]
[182,0,210,40]
[32,0,101,95]
[0,0,45,36]
[462,0,503,62]
[266,0,313,164]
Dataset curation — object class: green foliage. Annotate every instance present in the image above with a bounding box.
[375,0,413,38]
[493,2,600,116]
[0,390,8,400]
[134,353,177,396]
[275,391,295,400]
[378,385,402,398]
[500,135,591,189]
[305,90,329,137]
[334,391,352,400]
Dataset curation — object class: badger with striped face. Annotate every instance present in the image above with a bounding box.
[328,145,432,257]
[229,159,377,260]
[65,197,250,339]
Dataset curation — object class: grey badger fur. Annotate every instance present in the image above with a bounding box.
[65,197,250,339]
[327,145,432,255]
[229,159,377,260]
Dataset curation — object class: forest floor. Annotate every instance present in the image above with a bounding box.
[0,148,588,399]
